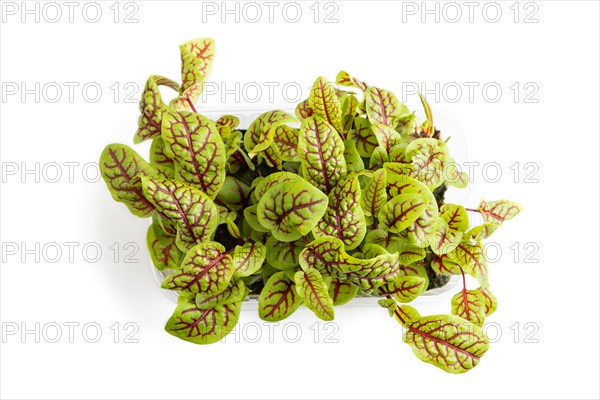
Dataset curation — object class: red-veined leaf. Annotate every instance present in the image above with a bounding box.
[162,242,234,295]
[451,289,487,327]
[328,279,359,306]
[294,268,335,321]
[232,242,266,278]
[161,111,226,198]
[259,271,301,322]
[478,199,523,223]
[309,76,343,134]
[365,86,402,126]
[298,116,346,193]
[376,275,427,303]
[134,75,180,144]
[378,194,428,233]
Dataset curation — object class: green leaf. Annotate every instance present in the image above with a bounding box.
[147,223,182,271]
[448,242,489,286]
[369,147,389,170]
[478,199,523,223]
[397,306,490,373]
[363,234,426,264]
[161,242,234,295]
[99,144,157,217]
[226,218,242,240]
[328,280,359,306]
[140,177,218,246]
[266,236,305,271]
[371,123,402,153]
[256,175,328,242]
[195,280,246,309]
[313,175,366,250]
[259,271,301,322]
[428,217,463,255]
[134,75,180,144]
[477,286,498,316]
[445,158,469,188]
[165,292,240,344]
[217,176,250,211]
[403,138,448,190]
[336,70,368,92]
[298,117,346,193]
[343,139,364,172]
[418,92,434,137]
[308,76,343,134]
[243,205,270,233]
[431,254,462,276]
[441,204,469,232]
[299,237,401,290]
[294,268,335,321]
[365,86,402,126]
[253,171,303,199]
[160,111,226,198]
[232,242,266,278]
[295,98,314,121]
[149,137,175,169]
[378,298,399,317]
[378,194,428,233]
[348,117,378,157]
[361,169,387,217]
[376,275,427,303]
[244,110,296,158]
[267,124,301,163]
[463,222,499,242]
[216,115,240,130]
[451,289,486,327]
[179,38,215,93]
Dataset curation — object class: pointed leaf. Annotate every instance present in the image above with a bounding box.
[165,292,240,344]
[259,271,301,322]
[463,222,499,242]
[253,171,303,199]
[140,177,218,245]
[371,123,402,153]
[298,117,346,193]
[232,242,266,278]
[256,176,328,242]
[99,144,157,217]
[134,75,180,144]
[343,139,364,172]
[179,38,215,92]
[349,117,378,157]
[294,268,335,321]
[365,86,402,126]
[160,111,226,198]
[378,194,428,233]
[361,169,387,217]
[313,175,366,250]
[398,306,490,373]
[309,76,343,135]
[162,242,234,295]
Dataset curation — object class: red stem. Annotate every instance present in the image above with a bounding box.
[385,295,407,325]
[186,97,198,113]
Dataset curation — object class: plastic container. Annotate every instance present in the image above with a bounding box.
[149,106,470,305]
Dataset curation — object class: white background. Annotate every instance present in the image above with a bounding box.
[1,1,599,399]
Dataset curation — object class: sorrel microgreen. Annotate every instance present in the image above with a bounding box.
[100,38,521,373]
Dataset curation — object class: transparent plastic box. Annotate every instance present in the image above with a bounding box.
[150,106,470,306]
